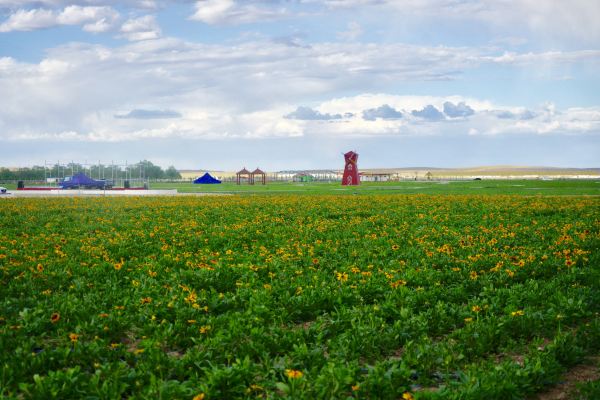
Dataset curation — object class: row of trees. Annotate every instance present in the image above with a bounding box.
[0,160,181,181]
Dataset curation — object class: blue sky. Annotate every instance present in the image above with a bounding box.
[1,0,599,170]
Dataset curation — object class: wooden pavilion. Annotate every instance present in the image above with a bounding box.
[236,168,252,185]
[252,168,266,185]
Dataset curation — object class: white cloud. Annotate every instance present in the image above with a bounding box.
[120,15,161,41]
[190,0,288,25]
[311,0,600,44]
[0,1,159,9]
[0,5,119,32]
[0,8,56,32]
[0,34,598,143]
[337,21,363,41]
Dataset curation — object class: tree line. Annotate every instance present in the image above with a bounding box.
[0,160,181,181]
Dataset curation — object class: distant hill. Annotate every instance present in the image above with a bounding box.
[360,166,600,177]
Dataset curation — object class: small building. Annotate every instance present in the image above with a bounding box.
[359,171,392,182]
[293,173,314,182]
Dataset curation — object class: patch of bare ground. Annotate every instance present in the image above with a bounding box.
[531,357,600,400]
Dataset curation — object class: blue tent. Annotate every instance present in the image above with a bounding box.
[60,172,108,189]
[193,172,221,184]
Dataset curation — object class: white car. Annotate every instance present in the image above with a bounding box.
[0,186,7,194]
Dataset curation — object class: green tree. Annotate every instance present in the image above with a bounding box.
[164,166,181,180]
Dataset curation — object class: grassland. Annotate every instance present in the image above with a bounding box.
[3,179,600,196]
[153,179,600,196]
[1,194,599,399]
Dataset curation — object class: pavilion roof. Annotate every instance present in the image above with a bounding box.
[237,168,251,175]
[252,168,265,175]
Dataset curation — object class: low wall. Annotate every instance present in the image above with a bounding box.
[2,189,178,197]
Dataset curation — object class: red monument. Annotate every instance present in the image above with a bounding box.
[342,151,360,186]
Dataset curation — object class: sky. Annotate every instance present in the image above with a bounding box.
[1,0,599,170]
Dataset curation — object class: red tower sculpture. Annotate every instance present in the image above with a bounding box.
[342,151,360,186]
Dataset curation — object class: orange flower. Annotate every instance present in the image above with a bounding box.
[140,297,152,304]
[192,394,205,400]
[50,312,60,323]
[390,279,407,289]
[565,259,574,267]
[69,333,79,343]
[36,264,44,272]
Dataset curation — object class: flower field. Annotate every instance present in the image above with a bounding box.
[1,195,599,399]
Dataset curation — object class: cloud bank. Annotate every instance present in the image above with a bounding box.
[0,34,598,143]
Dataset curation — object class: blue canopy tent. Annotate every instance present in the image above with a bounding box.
[193,173,221,184]
[60,172,110,189]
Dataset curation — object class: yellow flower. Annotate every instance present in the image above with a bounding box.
[140,297,152,304]
[192,394,205,400]
[246,383,263,394]
[464,317,473,323]
[285,369,303,379]
[511,310,525,317]
[199,325,211,334]
[69,333,79,343]
[469,271,478,280]
[402,392,414,400]
[113,262,123,271]
[472,305,482,313]
[351,384,360,391]
[36,264,44,272]
[336,272,348,282]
